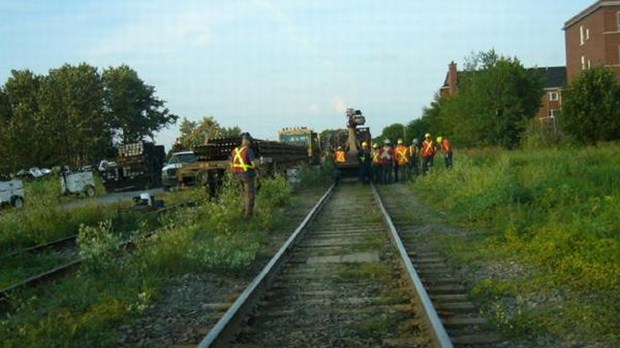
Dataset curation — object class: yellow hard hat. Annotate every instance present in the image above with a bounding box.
[425,133,431,138]
[437,136,443,143]
[397,139,403,144]
[361,142,368,147]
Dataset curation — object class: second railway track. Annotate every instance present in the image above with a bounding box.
[199,182,452,348]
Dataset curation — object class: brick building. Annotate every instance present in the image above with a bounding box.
[564,0,620,83]
[438,62,567,120]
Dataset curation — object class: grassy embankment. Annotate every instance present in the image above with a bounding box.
[412,144,619,345]
[0,166,331,347]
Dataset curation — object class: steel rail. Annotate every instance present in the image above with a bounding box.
[0,199,201,305]
[197,184,335,348]
[371,184,454,348]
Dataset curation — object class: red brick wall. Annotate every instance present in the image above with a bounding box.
[566,4,620,83]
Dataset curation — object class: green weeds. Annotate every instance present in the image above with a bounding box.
[413,143,620,345]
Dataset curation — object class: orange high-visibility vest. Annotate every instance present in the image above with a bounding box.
[395,145,410,165]
[232,146,255,173]
[441,139,453,153]
[422,140,435,157]
[335,150,346,163]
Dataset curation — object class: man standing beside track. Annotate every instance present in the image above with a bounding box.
[231,134,259,219]
[371,143,382,184]
[358,142,372,184]
[394,139,410,182]
[379,139,394,184]
[421,133,436,174]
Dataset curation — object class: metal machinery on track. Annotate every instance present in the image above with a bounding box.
[331,108,372,177]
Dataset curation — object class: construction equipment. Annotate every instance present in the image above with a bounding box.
[278,127,321,165]
[331,108,372,173]
[176,135,308,195]
[0,179,25,208]
[100,142,166,192]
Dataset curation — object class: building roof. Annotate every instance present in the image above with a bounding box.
[563,0,620,30]
[440,65,566,92]
[531,66,567,89]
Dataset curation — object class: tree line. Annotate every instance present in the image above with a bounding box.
[377,50,620,148]
[0,63,178,174]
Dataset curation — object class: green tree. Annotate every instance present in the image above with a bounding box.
[179,116,227,148]
[418,50,543,149]
[561,67,620,144]
[0,70,43,171]
[37,63,108,167]
[102,65,178,143]
[377,123,406,144]
[220,126,242,137]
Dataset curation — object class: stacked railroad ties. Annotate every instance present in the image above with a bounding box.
[176,135,309,193]
[101,142,166,192]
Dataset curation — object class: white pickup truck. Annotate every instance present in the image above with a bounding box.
[0,179,25,208]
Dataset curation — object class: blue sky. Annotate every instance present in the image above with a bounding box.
[1,0,593,149]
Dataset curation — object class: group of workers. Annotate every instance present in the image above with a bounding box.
[229,133,453,219]
[334,133,453,185]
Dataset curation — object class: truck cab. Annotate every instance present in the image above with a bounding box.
[162,151,197,190]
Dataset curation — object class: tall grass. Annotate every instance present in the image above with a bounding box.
[413,143,620,343]
[0,175,297,346]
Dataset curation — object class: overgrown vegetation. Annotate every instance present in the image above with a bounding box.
[0,175,306,346]
[412,144,620,345]
[406,49,544,149]
[561,66,620,145]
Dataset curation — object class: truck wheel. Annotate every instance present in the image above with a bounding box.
[84,185,95,197]
[11,196,24,208]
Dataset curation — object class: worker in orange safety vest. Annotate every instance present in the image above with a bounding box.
[379,139,394,184]
[394,139,410,182]
[437,136,453,169]
[333,146,346,185]
[421,133,435,174]
[231,134,259,219]
[371,143,382,184]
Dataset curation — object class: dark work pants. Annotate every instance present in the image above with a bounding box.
[238,174,256,219]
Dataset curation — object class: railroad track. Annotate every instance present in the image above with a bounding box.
[377,186,505,347]
[197,183,453,347]
[0,200,199,305]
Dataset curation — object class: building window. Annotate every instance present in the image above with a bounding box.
[549,109,557,117]
[617,12,620,32]
[588,59,591,69]
[586,28,590,40]
[549,92,559,101]
[580,25,585,45]
[581,55,586,70]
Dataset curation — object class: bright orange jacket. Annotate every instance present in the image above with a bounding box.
[422,140,435,157]
[440,139,453,153]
